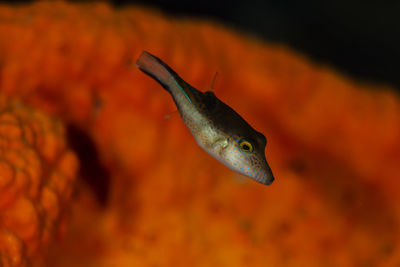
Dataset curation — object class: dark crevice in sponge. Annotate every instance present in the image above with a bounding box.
[66,124,110,206]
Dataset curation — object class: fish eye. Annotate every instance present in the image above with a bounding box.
[238,139,254,153]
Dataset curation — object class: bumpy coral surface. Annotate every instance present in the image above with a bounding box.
[0,1,399,266]
[0,94,78,267]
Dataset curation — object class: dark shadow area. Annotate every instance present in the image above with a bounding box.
[66,124,110,206]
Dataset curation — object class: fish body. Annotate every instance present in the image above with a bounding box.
[136,51,274,185]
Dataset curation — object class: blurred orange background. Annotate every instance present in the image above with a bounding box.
[0,1,399,266]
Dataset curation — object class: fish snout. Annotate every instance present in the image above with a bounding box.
[263,170,274,185]
[254,164,274,186]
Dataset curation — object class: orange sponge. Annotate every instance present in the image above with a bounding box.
[0,94,78,267]
[0,1,399,267]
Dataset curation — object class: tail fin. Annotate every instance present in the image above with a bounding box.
[136,51,199,105]
[136,51,178,91]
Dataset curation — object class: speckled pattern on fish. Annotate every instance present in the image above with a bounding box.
[136,51,274,185]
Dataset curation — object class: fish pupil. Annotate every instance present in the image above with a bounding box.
[242,144,250,151]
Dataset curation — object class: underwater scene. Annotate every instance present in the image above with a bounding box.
[0,1,399,266]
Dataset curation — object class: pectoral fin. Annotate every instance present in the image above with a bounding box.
[212,138,228,156]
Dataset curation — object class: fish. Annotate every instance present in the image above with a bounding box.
[136,51,274,185]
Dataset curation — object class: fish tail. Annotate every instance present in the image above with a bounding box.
[136,51,179,92]
[136,51,197,104]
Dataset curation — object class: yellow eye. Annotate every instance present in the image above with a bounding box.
[239,139,253,153]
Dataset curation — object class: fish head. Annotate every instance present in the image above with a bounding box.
[219,132,274,185]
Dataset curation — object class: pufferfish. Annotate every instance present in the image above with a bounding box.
[136,51,274,185]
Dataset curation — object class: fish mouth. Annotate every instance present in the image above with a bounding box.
[252,165,274,186]
[263,164,275,185]
[263,172,274,185]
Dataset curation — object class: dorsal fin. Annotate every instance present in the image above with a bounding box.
[209,72,218,92]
